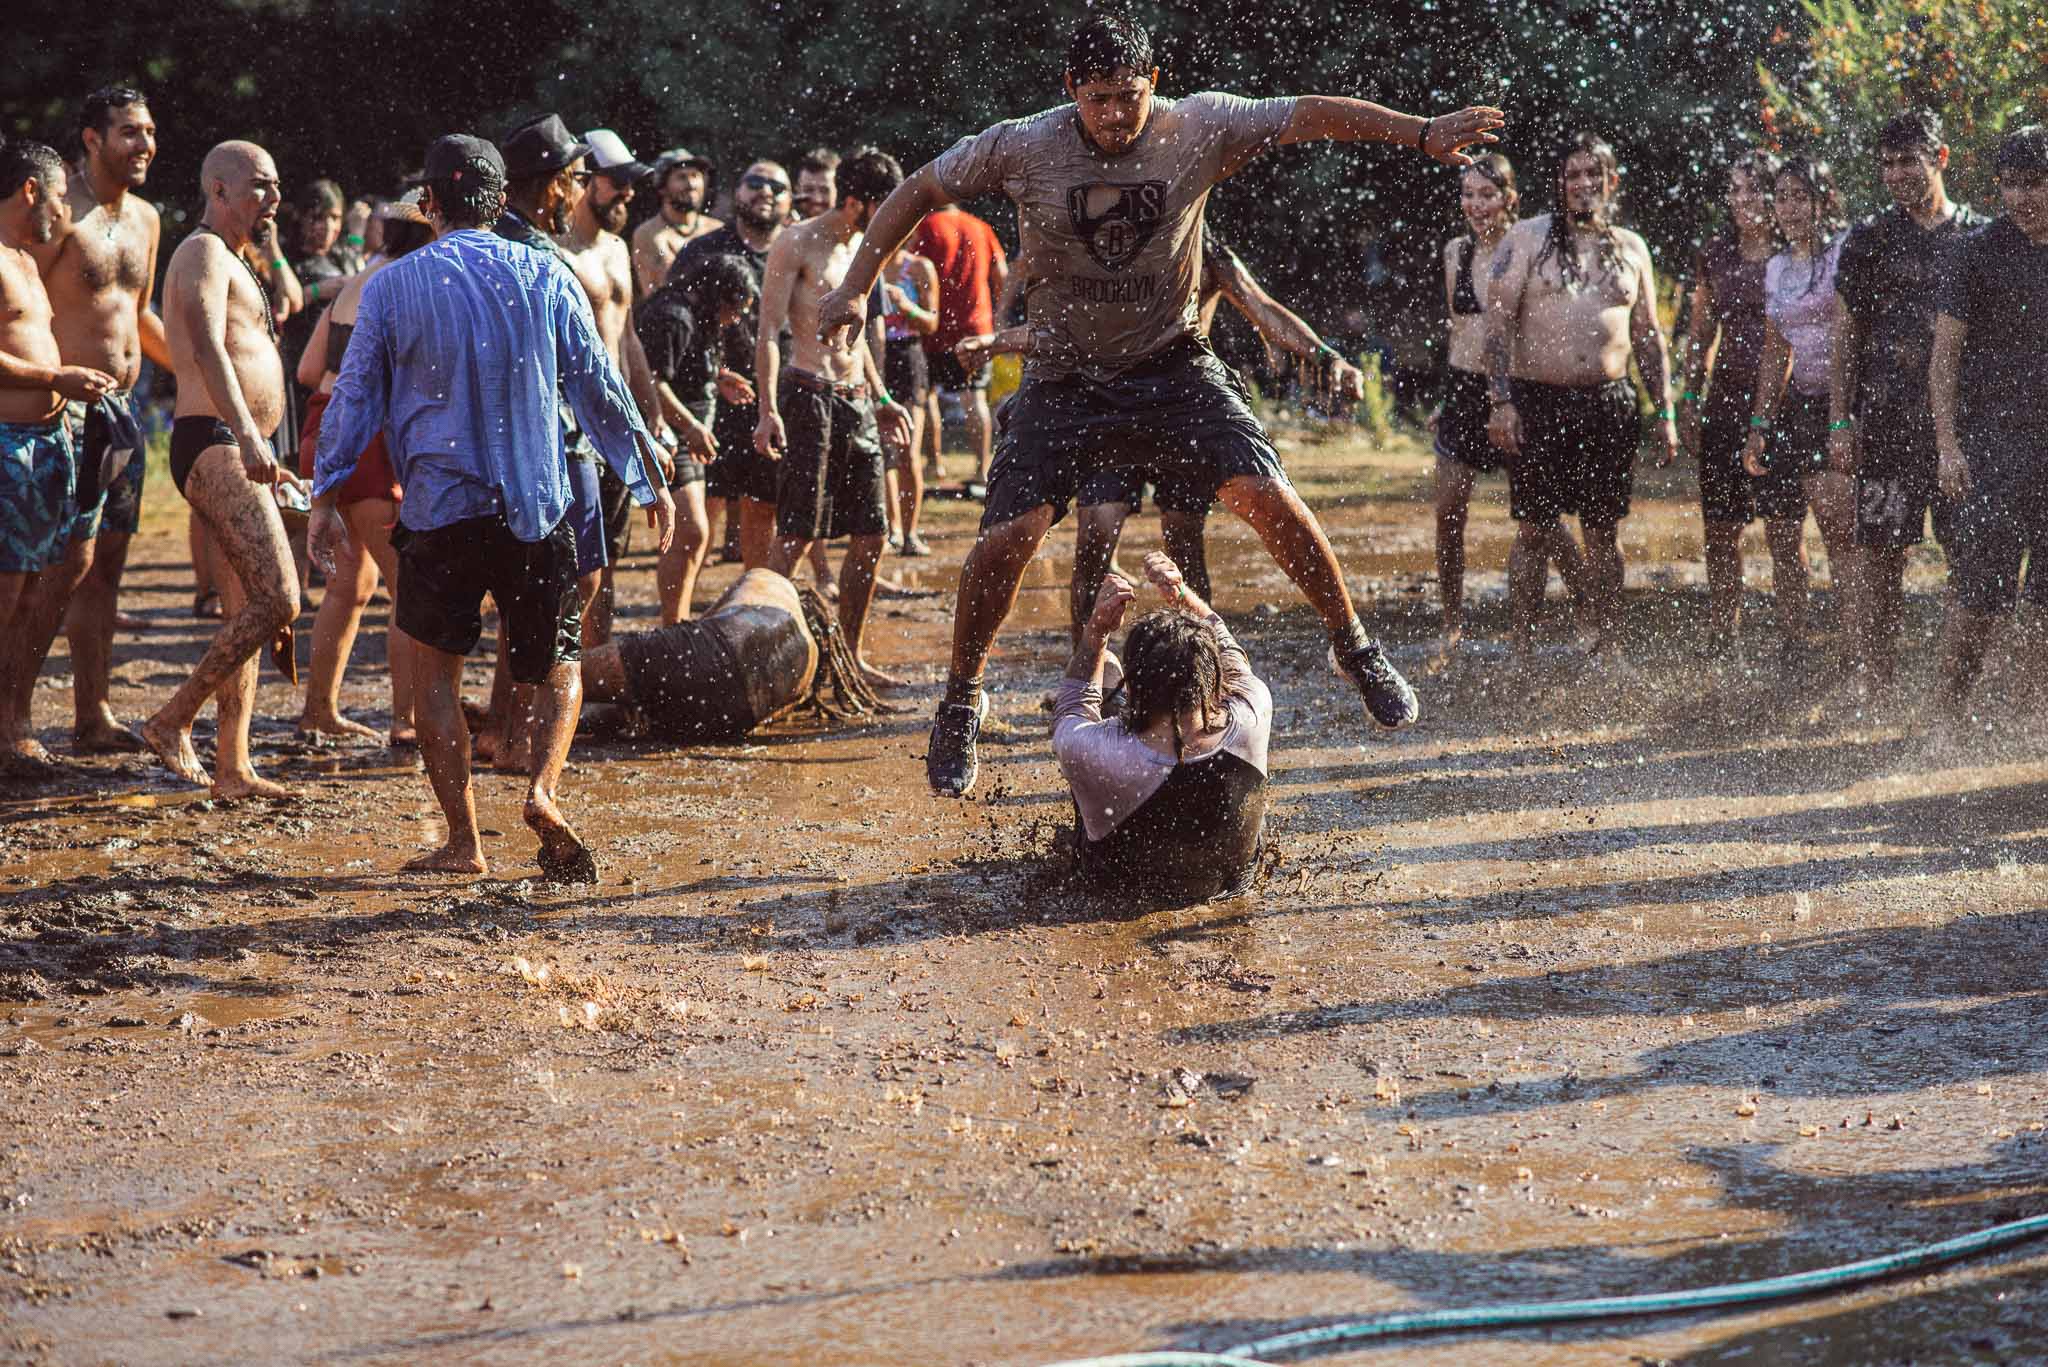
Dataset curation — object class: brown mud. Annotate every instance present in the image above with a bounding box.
[5,429,2047,1365]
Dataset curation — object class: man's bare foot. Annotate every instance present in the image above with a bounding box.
[73,711,150,754]
[402,842,488,876]
[296,711,381,743]
[389,725,419,750]
[525,791,598,883]
[856,659,911,691]
[212,770,293,801]
[139,715,209,787]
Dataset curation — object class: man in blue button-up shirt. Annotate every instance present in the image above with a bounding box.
[310,133,674,884]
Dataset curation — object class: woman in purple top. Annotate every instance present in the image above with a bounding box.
[1677,152,1781,654]
[1742,157,1854,675]
[1053,551,1272,898]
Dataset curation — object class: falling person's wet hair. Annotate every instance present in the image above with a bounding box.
[1118,610,1225,761]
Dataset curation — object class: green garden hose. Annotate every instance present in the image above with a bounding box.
[1042,1207,2048,1366]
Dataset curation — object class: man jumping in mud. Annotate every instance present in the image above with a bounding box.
[146,140,303,799]
[1486,132,1678,659]
[755,147,914,689]
[313,134,674,881]
[815,13,1502,795]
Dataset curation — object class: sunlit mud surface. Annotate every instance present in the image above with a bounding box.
[6,430,2047,1365]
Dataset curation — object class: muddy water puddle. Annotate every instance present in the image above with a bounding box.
[7,433,2048,1363]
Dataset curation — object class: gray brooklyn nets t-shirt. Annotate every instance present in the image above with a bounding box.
[933,91,1296,380]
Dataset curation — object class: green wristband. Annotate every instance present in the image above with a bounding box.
[343,232,364,248]
[270,258,288,271]
[1656,408,1676,422]
[1749,415,1771,430]
[1681,390,1703,404]
[1828,418,1854,432]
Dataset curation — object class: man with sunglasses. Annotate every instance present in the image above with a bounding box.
[554,128,669,647]
[668,161,794,568]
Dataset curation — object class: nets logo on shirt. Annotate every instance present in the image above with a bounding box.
[1069,181,1168,273]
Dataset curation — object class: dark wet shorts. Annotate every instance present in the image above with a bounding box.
[1435,368,1504,474]
[1507,378,1639,525]
[775,379,887,542]
[66,392,145,540]
[1700,392,1823,526]
[564,454,608,577]
[0,418,77,574]
[1948,436,2048,614]
[884,338,929,406]
[394,512,581,685]
[704,401,779,505]
[1853,420,1946,550]
[982,337,1285,531]
[927,348,991,392]
[169,415,236,500]
[616,619,760,743]
[598,466,635,564]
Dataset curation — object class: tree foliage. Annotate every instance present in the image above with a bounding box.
[1759,0,2048,204]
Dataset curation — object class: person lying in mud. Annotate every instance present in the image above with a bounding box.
[580,567,885,743]
[1054,551,1272,898]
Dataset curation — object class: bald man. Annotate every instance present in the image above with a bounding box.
[143,141,301,798]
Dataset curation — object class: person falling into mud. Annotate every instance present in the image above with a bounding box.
[311,133,675,880]
[753,147,915,691]
[1930,125,2048,716]
[1827,109,1988,695]
[1055,550,1271,898]
[29,88,170,759]
[1430,152,1584,663]
[146,140,306,799]
[581,566,886,744]
[0,141,119,781]
[963,224,1365,657]
[1486,131,1679,661]
[814,13,1502,795]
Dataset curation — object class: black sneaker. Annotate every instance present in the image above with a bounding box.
[1332,641,1420,728]
[926,690,990,796]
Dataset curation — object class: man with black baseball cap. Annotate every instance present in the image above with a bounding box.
[312,131,675,884]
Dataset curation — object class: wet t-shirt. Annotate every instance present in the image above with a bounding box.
[1834,202,1987,432]
[1763,233,1846,398]
[932,92,1296,380]
[1693,235,1769,422]
[1938,217,2048,446]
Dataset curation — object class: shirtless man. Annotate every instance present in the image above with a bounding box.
[31,87,170,755]
[146,141,301,798]
[629,149,719,301]
[1486,132,1678,658]
[0,142,118,777]
[555,128,674,648]
[755,148,914,687]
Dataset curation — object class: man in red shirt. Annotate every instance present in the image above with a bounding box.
[912,203,1008,483]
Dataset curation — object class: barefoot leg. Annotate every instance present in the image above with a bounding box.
[523,659,594,882]
[297,503,381,741]
[404,642,486,874]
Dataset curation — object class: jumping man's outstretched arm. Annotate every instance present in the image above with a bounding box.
[1276,98,1503,168]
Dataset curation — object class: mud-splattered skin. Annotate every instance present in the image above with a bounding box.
[7,425,2048,1362]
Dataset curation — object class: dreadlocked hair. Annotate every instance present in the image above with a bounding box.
[796,587,891,721]
[1536,131,1624,290]
[1118,610,1225,762]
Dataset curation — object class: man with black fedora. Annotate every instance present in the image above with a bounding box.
[312,131,674,883]
[484,112,609,772]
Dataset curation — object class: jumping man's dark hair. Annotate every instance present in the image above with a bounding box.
[1066,13,1152,85]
